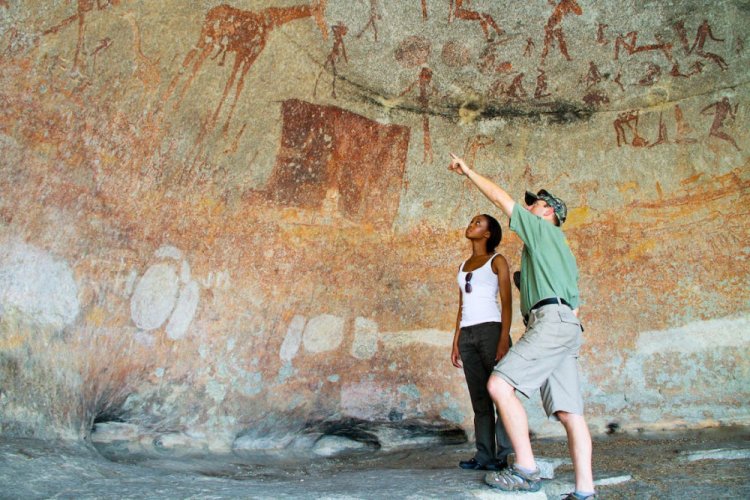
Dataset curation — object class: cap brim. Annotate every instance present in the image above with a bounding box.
[524,191,538,206]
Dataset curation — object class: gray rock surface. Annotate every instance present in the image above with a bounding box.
[2,427,749,499]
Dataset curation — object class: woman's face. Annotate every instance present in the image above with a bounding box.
[465,215,489,239]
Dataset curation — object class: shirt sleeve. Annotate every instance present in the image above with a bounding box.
[509,203,543,251]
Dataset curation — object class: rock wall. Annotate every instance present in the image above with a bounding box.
[0,0,748,451]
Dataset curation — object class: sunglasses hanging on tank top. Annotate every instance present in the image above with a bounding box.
[465,272,473,293]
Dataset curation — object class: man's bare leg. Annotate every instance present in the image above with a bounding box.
[557,411,595,492]
[487,375,536,470]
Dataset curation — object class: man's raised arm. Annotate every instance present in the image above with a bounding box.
[448,153,516,219]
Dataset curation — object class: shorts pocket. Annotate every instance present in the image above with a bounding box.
[558,309,581,327]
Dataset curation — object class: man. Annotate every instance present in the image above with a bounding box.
[448,153,595,500]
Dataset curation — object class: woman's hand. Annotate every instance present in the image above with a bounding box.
[451,344,462,368]
[495,337,510,362]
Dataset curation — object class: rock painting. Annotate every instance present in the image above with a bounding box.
[398,67,435,163]
[449,0,502,41]
[534,68,552,99]
[0,240,80,328]
[394,36,431,68]
[129,246,200,340]
[614,31,673,63]
[122,11,161,90]
[265,99,409,228]
[596,23,609,45]
[649,111,669,148]
[614,110,649,147]
[356,0,381,41]
[613,100,740,150]
[302,314,345,353]
[314,22,349,98]
[523,37,535,57]
[477,38,513,75]
[683,20,728,70]
[42,0,122,73]
[702,97,740,150]
[540,0,582,63]
[441,40,472,68]
[351,317,378,360]
[279,315,306,362]
[166,1,329,134]
[673,104,698,145]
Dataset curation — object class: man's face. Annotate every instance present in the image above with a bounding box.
[527,199,552,219]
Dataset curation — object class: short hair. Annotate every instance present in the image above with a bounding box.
[482,214,502,252]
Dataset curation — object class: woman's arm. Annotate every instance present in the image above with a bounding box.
[451,289,463,368]
[494,254,513,362]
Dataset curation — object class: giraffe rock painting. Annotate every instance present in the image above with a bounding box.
[167,1,329,134]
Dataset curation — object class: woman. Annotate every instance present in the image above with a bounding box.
[452,214,513,471]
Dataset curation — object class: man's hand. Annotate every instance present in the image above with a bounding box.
[447,152,516,218]
[448,153,471,176]
[451,344,462,368]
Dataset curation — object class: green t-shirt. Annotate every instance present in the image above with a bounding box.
[509,203,580,316]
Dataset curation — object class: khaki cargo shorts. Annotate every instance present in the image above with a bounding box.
[492,303,584,419]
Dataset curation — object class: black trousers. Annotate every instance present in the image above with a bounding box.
[458,321,513,463]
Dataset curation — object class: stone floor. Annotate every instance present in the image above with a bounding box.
[1,426,748,499]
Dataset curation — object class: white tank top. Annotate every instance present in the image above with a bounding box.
[458,254,502,328]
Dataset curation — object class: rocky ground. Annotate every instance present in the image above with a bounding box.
[1,426,749,499]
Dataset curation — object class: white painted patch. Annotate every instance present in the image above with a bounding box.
[0,240,80,328]
[636,316,750,355]
[154,245,182,260]
[179,260,191,284]
[165,280,200,340]
[280,315,306,361]
[130,263,179,330]
[351,316,379,359]
[123,269,138,296]
[205,380,227,404]
[303,314,345,353]
[199,270,231,289]
[133,330,155,347]
[379,328,452,348]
